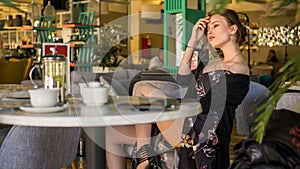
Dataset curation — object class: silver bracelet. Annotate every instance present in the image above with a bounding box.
[186,45,195,50]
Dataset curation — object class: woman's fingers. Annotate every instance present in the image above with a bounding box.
[195,16,210,31]
[189,16,210,45]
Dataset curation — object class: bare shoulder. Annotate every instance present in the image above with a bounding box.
[230,61,249,75]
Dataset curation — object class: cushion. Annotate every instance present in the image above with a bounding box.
[9,58,33,80]
[0,58,32,84]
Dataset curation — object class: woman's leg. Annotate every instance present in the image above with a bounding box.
[134,82,184,147]
[106,125,137,169]
[134,82,186,168]
[133,82,170,169]
[156,119,184,147]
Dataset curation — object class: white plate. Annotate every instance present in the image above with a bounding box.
[6,91,29,99]
[19,104,68,113]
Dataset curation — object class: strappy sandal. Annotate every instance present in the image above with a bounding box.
[131,144,161,169]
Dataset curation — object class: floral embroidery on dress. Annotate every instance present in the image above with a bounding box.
[177,128,219,169]
[195,71,223,97]
[196,80,206,97]
[209,71,222,85]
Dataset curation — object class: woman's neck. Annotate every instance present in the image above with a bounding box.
[221,44,241,62]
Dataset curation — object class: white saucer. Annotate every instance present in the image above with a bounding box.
[19,104,68,113]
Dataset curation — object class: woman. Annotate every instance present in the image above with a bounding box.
[267,49,278,64]
[148,48,164,70]
[106,9,249,169]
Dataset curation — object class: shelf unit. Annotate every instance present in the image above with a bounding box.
[163,0,206,74]
[61,11,98,72]
[0,27,37,58]
[0,27,36,49]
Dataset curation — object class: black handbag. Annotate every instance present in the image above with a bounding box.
[230,109,300,169]
[230,138,300,169]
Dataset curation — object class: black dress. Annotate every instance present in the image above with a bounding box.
[177,64,250,169]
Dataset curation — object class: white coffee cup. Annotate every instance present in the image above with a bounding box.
[28,88,59,107]
[79,82,102,97]
[81,86,108,106]
[88,81,101,87]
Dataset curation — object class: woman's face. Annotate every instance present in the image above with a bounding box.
[207,14,233,48]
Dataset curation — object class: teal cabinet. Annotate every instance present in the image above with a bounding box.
[163,0,206,74]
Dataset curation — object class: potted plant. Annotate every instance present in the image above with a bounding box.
[93,24,127,70]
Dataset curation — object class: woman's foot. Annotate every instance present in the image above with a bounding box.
[132,144,160,169]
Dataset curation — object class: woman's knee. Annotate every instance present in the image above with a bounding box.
[106,126,137,145]
[134,83,168,98]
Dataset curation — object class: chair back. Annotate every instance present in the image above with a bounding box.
[235,81,271,136]
[0,58,33,84]
[0,126,80,169]
[276,91,300,113]
[37,15,54,43]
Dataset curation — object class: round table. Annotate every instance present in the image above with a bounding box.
[0,96,201,127]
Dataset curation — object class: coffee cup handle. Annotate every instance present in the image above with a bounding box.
[29,64,40,88]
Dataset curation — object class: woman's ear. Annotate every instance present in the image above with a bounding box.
[230,25,238,35]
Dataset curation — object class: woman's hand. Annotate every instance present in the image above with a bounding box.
[188,16,210,47]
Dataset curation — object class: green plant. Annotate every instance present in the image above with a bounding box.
[94,24,126,68]
[97,43,124,68]
[253,53,300,143]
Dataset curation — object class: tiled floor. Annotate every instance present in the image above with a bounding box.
[229,118,248,164]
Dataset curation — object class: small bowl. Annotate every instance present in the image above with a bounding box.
[81,87,108,106]
[28,88,59,107]
[88,81,101,87]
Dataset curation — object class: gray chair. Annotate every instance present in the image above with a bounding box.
[0,125,80,169]
[275,92,300,113]
[235,81,271,136]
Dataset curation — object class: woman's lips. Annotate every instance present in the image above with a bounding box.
[208,36,214,41]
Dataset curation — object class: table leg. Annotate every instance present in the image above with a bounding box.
[82,127,106,169]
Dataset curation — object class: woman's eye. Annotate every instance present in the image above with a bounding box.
[213,24,219,28]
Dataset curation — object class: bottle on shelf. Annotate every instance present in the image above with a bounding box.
[4,15,13,27]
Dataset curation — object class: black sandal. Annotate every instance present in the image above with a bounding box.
[131,144,161,169]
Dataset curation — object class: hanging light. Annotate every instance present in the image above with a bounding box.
[141,4,161,19]
[88,0,99,16]
[30,0,40,22]
[44,0,56,22]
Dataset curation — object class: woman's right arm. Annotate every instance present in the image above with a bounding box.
[178,17,210,75]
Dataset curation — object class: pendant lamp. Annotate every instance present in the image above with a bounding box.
[44,0,56,22]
